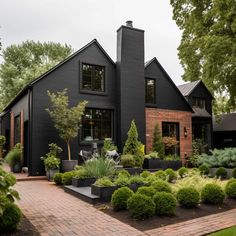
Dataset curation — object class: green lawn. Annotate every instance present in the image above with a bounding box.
[209,226,236,236]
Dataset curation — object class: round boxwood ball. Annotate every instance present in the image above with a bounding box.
[178,167,188,178]
[53,173,63,185]
[153,192,176,215]
[176,187,200,208]
[0,203,22,232]
[201,183,225,204]
[151,180,172,193]
[225,179,236,198]
[154,170,167,180]
[216,167,227,179]
[199,164,209,175]
[111,187,134,211]
[127,193,155,219]
[165,168,177,182]
[136,186,156,198]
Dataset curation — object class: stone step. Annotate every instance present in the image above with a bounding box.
[64,186,100,204]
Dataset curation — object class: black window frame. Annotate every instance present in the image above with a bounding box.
[145,78,156,105]
[80,108,114,143]
[14,115,21,145]
[80,62,106,95]
[192,97,206,109]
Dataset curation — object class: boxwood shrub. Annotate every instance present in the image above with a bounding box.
[62,171,77,185]
[0,203,22,232]
[153,192,176,215]
[165,168,177,182]
[114,176,129,187]
[53,173,63,185]
[154,170,166,180]
[111,187,134,211]
[225,179,236,198]
[136,186,156,198]
[151,180,172,193]
[176,187,200,208]
[216,167,227,179]
[201,183,225,204]
[140,170,151,178]
[178,167,188,178]
[199,164,209,175]
[94,177,114,187]
[127,193,155,219]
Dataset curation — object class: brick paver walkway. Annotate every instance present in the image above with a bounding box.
[15,180,236,236]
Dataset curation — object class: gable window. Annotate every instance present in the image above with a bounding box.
[193,97,206,109]
[145,79,155,104]
[81,108,113,141]
[82,63,105,92]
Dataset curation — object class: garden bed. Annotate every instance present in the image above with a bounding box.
[95,198,236,231]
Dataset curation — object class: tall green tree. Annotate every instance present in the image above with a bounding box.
[0,41,73,111]
[152,123,164,158]
[46,89,87,161]
[170,0,236,113]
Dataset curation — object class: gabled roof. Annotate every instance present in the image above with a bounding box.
[2,39,115,112]
[178,80,214,99]
[213,113,236,132]
[145,57,194,112]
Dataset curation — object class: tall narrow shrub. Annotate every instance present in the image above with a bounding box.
[152,123,164,158]
[123,120,139,155]
[46,89,87,160]
[0,136,6,161]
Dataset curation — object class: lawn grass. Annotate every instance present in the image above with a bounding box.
[209,226,236,236]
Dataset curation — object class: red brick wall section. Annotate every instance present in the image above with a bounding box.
[146,108,192,163]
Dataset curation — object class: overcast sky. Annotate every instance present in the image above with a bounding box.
[0,0,185,85]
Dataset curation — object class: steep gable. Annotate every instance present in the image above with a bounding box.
[145,58,193,112]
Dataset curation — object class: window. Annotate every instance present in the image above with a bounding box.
[14,115,21,145]
[192,97,206,109]
[162,122,180,156]
[82,63,105,92]
[81,108,112,141]
[145,79,155,104]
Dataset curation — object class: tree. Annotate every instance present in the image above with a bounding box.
[0,41,73,111]
[152,123,164,158]
[170,0,236,113]
[46,89,87,161]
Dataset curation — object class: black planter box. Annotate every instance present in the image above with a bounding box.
[72,177,97,187]
[129,183,145,192]
[91,184,118,202]
[143,159,182,171]
[123,167,142,175]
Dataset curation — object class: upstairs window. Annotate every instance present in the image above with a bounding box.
[82,63,105,92]
[145,79,155,104]
[192,97,206,109]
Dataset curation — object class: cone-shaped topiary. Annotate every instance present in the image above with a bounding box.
[123,120,143,167]
[152,123,164,158]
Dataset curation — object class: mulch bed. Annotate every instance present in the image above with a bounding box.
[95,198,236,231]
[1,215,40,236]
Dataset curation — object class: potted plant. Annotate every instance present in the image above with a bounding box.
[72,168,96,187]
[46,89,87,172]
[41,143,62,181]
[91,177,118,202]
[143,152,160,169]
[5,143,22,173]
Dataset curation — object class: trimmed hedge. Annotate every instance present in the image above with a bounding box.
[111,187,134,211]
[127,193,155,219]
[201,183,225,204]
[176,187,200,208]
[153,192,176,215]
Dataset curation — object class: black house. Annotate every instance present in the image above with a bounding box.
[1,21,196,175]
[178,80,214,149]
